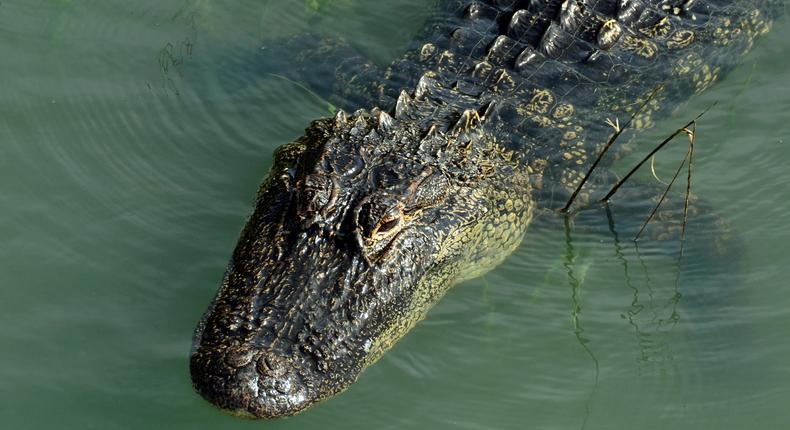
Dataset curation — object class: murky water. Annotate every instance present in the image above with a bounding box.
[1,1,789,429]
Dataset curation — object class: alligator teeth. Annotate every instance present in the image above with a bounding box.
[481,101,497,121]
[365,129,380,142]
[395,90,413,119]
[334,109,348,127]
[414,75,438,100]
[559,0,582,31]
[377,111,395,133]
[472,61,493,80]
[419,43,437,62]
[422,123,440,140]
[354,115,368,131]
[539,22,573,60]
[451,109,482,134]
[486,35,521,66]
[516,48,545,77]
[597,19,623,50]
[508,9,537,44]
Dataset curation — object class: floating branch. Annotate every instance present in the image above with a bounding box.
[560,85,664,213]
[601,103,715,203]
[633,124,695,242]
[679,122,696,256]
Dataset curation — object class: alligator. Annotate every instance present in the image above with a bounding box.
[190,0,780,418]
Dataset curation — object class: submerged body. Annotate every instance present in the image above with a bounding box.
[191,0,779,418]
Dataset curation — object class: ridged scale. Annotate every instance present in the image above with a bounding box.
[375,0,778,187]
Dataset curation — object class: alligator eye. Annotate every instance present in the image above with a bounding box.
[355,198,404,242]
[376,217,400,235]
[368,207,403,241]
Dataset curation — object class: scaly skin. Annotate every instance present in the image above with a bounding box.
[190,0,780,418]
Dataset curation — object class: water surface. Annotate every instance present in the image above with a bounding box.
[1,1,789,429]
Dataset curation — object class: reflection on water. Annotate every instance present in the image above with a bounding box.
[562,217,600,430]
[156,13,197,97]
[1,1,790,429]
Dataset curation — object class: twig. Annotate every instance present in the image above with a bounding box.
[267,73,337,114]
[634,133,693,242]
[650,154,668,185]
[679,122,696,256]
[560,85,664,213]
[601,103,716,202]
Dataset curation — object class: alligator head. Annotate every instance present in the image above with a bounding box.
[190,108,534,418]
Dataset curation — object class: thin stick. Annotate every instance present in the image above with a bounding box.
[650,154,668,185]
[602,103,716,202]
[679,122,696,256]
[560,85,663,213]
[634,138,693,242]
[267,73,337,114]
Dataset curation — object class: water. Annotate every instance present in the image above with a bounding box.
[1,1,789,429]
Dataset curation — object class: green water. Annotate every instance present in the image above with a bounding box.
[2,1,789,429]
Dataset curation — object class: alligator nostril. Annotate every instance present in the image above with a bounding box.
[257,353,289,378]
[224,346,255,368]
[191,344,317,418]
[274,378,293,395]
[252,352,308,401]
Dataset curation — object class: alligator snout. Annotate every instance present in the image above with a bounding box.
[191,345,314,418]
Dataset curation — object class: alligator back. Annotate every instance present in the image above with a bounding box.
[366,0,780,199]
